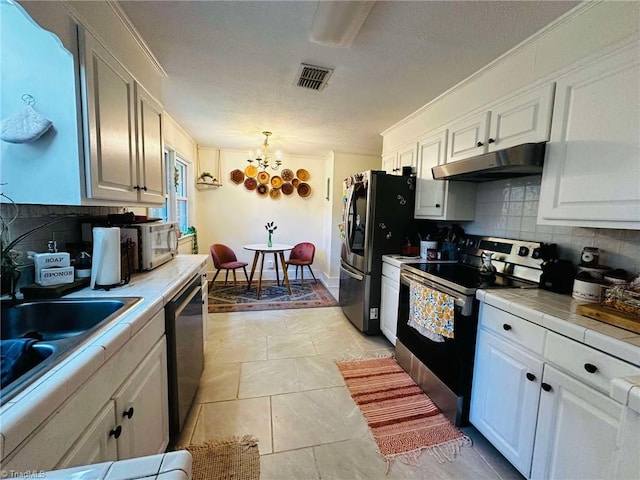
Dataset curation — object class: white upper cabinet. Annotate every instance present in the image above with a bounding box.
[414,129,476,220]
[381,152,397,174]
[79,28,165,205]
[538,40,640,229]
[80,28,138,203]
[135,84,165,204]
[488,83,555,152]
[447,112,490,163]
[382,142,417,175]
[446,83,554,164]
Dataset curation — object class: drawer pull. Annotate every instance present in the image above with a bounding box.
[109,425,122,439]
[502,324,512,331]
[584,363,598,374]
[123,407,134,419]
[541,382,552,392]
[526,372,536,382]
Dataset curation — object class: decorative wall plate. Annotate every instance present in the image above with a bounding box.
[244,165,258,178]
[269,188,281,199]
[257,183,269,196]
[257,171,270,184]
[296,169,310,181]
[292,178,300,187]
[281,183,294,195]
[297,182,311,197]
[230,169,244,184]
[244,177,257,190]
[281,169,294,182]
[271,176,283,188]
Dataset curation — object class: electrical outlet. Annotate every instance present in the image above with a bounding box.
[267,260,274,269]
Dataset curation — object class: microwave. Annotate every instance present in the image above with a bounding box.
[120,222,179,271]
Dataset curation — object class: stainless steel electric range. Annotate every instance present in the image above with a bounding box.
[396,235,543,426]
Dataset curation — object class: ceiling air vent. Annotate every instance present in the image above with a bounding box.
[295,63,333,91]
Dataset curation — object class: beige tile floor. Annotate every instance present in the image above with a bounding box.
[175,306,523,479]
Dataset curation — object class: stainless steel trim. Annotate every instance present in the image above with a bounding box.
[400,270,473,316]
[432,142,545,182]
[340,260,364,281]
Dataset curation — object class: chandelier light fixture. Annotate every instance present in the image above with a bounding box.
[247,131,283,171]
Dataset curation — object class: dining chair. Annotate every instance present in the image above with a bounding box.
[285,242,317,284]
[210,244,249,291]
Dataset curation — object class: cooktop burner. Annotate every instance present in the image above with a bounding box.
[405,262,536,290]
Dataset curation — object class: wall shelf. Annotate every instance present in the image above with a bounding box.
[196,181,222,188]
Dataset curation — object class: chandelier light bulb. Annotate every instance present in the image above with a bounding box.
[247,131,284,171]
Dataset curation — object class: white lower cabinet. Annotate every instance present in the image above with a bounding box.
[380,264,399,345]
[113,338,169,460]
[530,364,622,480]
[471,303,638,480]
[1,310,169,471]
[470,328,543,477]
[56,401,118,469]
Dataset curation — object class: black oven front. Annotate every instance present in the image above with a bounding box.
[397,267,479,426]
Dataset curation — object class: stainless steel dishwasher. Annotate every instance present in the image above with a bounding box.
[165,273,204,438]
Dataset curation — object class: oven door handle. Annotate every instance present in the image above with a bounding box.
[400,270,472,315]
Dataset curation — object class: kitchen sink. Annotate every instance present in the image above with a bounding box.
[0,297,141,404]
[1,298,138,341]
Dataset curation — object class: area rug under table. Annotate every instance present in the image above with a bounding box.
[182,436,260,480]
[336,356,471,467]
[208,280,337,313]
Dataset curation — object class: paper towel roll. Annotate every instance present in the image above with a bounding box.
[91,227,121,288]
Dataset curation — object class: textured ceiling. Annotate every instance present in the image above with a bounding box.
[117,1,580,158]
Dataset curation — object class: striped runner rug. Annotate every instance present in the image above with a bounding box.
[336,356,471,467]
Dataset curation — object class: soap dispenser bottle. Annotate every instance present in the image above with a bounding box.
[33,240,72,285]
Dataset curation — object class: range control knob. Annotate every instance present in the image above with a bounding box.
[518,246,530,257]
[531,248,541,260]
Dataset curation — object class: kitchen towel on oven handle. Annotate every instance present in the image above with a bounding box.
[408,280,455,342]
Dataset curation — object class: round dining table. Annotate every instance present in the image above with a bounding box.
[243,244,294,299]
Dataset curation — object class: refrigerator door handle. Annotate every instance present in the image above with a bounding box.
[345,187,355,252]
[340,260,364,281]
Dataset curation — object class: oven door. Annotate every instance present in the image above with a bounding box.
[397,269,479,425]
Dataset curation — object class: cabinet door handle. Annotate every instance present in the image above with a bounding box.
[526,372,536,382]
[476,141,484,147]
[142,186,148,191]
[123,407,134,419]
[584,363,598,374]
[502,324,512,331]
[541,382,552,392]
[133,185,141,191]
[487,138,495,144]
[435,204,441,208]
[109,425,122,439]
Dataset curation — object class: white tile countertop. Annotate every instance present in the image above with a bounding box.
[478,287,640,412]
[13,451,192,480]
[0,255,208,464]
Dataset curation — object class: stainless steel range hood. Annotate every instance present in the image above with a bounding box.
[432,142,546,182]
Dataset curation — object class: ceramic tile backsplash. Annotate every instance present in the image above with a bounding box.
[1,204,123,289]
[458,175,640,275]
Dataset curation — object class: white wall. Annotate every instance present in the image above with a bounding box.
[195,149,328,282]
[326,152,380,281]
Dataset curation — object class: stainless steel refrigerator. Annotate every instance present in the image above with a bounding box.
[339,170,415,334]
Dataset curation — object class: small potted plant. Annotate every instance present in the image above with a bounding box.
[198,172,216,184]
[265,221,277,247]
